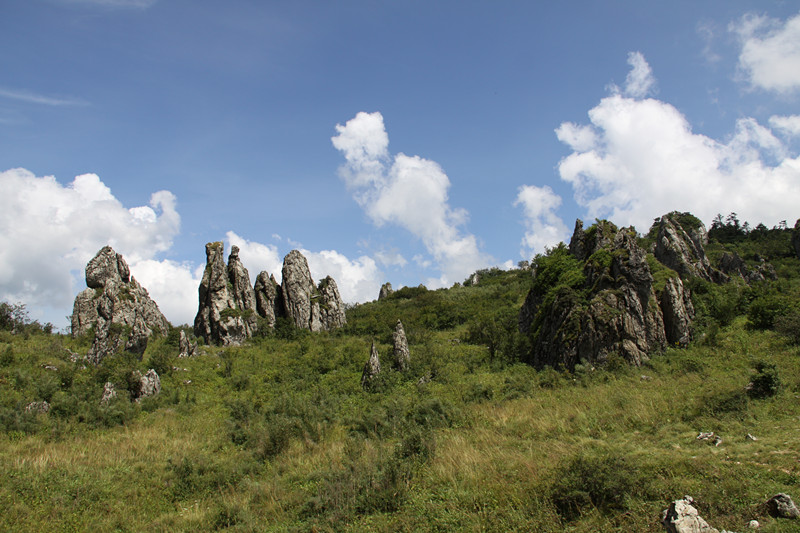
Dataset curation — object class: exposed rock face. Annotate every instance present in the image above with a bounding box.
[254,271,282,329]
[718,252,777,283]
[282,250,318,331]
[520,220,695,370]
[131,369,161,402]
[72,246,170,364]
[279,250,347,332]
[661,277,695,347]
[317,276,347,330]
[194,245,347,341]
[227,246,258,327]
[100,382,117,404]
[194,242,256,346]
[178,330,197,358]
[378,282,393,300]
[766,493,800,519]
[24,401,50,414]
[654,214,724,283]
[661,496,719,533]
[361,341,381,389]
[393,319,410,371]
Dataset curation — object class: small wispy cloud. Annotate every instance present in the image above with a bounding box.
[58,0,158,8]
[0,88,89,107]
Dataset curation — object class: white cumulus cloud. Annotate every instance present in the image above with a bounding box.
[769,115,800,137]
[129,259,202,327]
[0,168,184,326]
[623,51,656,98]
[301,249,382,304]
[732,12,800,93]
[332,111,491,286]
[514,185,570,257]
[226,231,283,284]
[554,54,800,233]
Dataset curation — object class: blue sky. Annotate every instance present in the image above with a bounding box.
[1,0,799,328]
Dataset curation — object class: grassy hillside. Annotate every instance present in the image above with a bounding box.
[1,220,799,532]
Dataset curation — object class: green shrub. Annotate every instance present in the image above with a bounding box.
[551,451,648,521]
[774,311,800,344]
[747,361,781,399]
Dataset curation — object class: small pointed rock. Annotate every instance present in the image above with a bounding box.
[393,319,410,371]
[766,493,800,519]
[361,341,381,389]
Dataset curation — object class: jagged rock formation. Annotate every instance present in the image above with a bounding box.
[519,218,695,370]
[393,319,410,371]
[653,214,725,283]
[718,252,777,283]
[378,282,393,300]
[661,496,719,533]
[178,330,197,358]
[793,219,800,259]
[72,246,170,364]
[254,271,282,329]
[278,250,347,333]
[317,276,347,330]
[131,369,161,402]
[194,243,257,346]
[361,341,381,389]
[281,250,320,331]
[194,246,347,344]
[100,382,117,404]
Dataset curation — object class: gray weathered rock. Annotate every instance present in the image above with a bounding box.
[72,246,170,363]
[661,276,695,347]
[317,276,347,330]
[393,319,410,371]
[361,341,381,389]
[131,369,161,402]
[282,250,317,331]
[661,496,719,533]
[194,242,254,346]
[766,493,800,519]
[100,382,117,404]
[378,282,393,300]
[718,252,777,284]
[24,401,50,414]
[178,330,197,358]
[654,214,724,283]
[227,246,259,334]
[254,271,282,328]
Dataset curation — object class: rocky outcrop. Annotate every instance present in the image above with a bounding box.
[281,250,319,331]
[653,214,725,283]
[520,219,695,370]
[254,271,282,329]
[100,382,117,404]
[378,282,393,300]
[131,369,161,402]
[24,401,50,414]
[317,276,347,330]
[72,246,170,364]
[361,341,381,389]
[661,277,695,347]
[178,330,197,358]
[718,252,777,283]
[194,242,256,346]
[393,319,410,371]
[766,493,800,519]
[279,250,346,332]
[661,496,719,533]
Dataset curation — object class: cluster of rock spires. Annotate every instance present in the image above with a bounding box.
[361,319,409,389]
[194,245,346,345]
[71,246,170,364]
[518,212,779,370]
